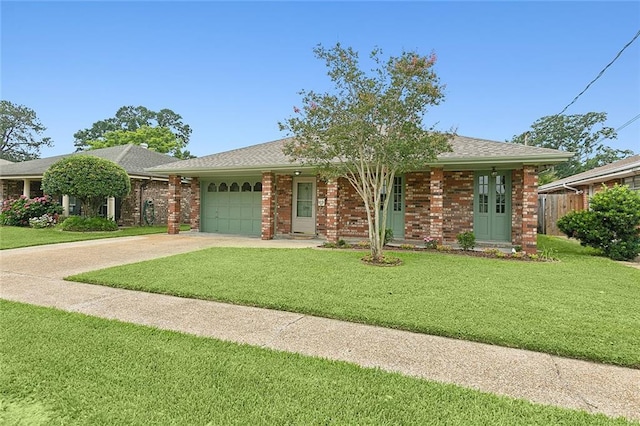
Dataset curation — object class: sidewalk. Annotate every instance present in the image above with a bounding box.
[1,234,638,422]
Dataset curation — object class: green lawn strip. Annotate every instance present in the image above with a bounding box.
[68,235,640,368]
[0,301,632,425]
[0,224,189,250]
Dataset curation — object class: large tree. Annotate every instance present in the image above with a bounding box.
[86,126,192,158]
[280,44,453,263]
[42,156,131,217]
[0,100,53,162]
[510,112,632,182]
[73,106,192,158]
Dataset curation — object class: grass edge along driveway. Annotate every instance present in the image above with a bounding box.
[0,301,633,425]
[68,235,640,368]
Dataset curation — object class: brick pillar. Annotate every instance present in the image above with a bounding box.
[429,168,444,243]
[521,166,538,254]
[261,172,275,240]
[325,178,339,243]
[167,175,181,234]
[190,177,200,231]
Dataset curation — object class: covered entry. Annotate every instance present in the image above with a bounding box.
[201,178,262,235]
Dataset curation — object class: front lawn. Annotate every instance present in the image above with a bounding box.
[0,224,190,250]
[68,235,640,368]
[0,301,630,425]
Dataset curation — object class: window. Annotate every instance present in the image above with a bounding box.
[478,175,488,213]
[219,182,228,192]
[241,182,252,192]
[254,182,262,192]
[495,175,506,214]
[207,183,217,192]
[393,177,402,212]
[230,182,240,192]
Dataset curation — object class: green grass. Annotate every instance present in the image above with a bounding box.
[69,235,640,368]
[0,301,632,425]
[0,224,190,250]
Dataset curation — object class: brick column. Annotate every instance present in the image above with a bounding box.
[521,166,538,254]
[325,178,339,243]
[190,177,200,231]
[167,175,181,235]
[261,172,275,240]
[429,168,444,243]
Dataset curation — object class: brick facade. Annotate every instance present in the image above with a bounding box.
[261,172,276,240]
[404,172,430,239]
[442,171,474,242]
[190,178,200,231]
[120,179,191,227]
[520,166,538,254]
[167,175,182,235]
[275,174,293,235]
[429,168,444,243]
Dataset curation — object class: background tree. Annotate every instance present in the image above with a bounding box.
[85,126,192,157]
[42,156,131,217]
[0,100,53,162]
[73,106,192,158]
[510,112,632,182]
[280,44,453,263]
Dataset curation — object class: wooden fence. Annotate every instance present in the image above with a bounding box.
[538,193,583,236]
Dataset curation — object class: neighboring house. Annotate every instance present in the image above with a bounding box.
[148,135,572,254]
[0,158,14,201]
[0,144,191,226]
[537,154,640,235]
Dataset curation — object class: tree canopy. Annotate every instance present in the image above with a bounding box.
[85,126,191,157]
[42,156,131,218]
[280,43,453,262]
[510,112,632,182]
[73,106,192,159]
[0,100,53,162]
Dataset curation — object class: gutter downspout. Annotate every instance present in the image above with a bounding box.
[562,183,583,194]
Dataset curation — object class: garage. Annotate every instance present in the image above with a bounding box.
[201,178,262,235]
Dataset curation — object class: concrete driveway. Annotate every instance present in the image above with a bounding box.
[1,233,639,422]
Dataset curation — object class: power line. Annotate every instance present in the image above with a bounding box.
[614,112,640,132]
[556,29,640,116]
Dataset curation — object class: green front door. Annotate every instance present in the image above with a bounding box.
[385,176,404,239]
[474,172,511,242]
[201,178,262,235]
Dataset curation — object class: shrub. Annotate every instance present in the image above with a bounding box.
[383,228,394,245]
[557,184,640,260]
[456,231,476,251]
[42,156,130,217]
[423,236,438,249]
[0,196,63,227]
[29,214,58,229]
[60,216,118,232]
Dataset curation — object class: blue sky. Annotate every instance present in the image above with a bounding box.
[2,1,639,158]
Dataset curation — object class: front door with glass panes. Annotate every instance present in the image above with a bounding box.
[474,171,511,242]
[292,177,316,234]
[384,176,405,239]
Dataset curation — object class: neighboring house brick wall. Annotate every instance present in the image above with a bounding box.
[442,171,474,242]
[120,179,190,226]
[404,172,431,240]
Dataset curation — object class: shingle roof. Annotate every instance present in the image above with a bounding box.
[0,144,180,179]
[148,135,572,174]
[539,154,640,192]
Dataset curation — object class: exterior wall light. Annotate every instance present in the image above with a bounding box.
[294,170,301,176]
[491,167,498,177]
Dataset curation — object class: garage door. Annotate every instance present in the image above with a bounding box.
[202,178,262,235]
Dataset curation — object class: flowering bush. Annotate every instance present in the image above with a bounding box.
[1,196,63,227]
[423,236,438,249]
[29,214,58,229]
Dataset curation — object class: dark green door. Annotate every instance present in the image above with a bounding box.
[474,172,511,242]
[385,176,404,239]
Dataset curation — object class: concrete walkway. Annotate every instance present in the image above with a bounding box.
[1,233,638,422]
